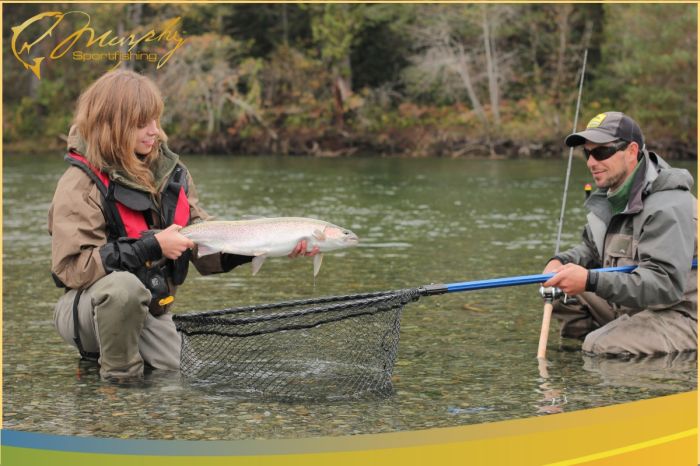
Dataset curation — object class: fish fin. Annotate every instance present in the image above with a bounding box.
[251,255,267,275]
[313,253,324,277]
[313,229,326,241]
[196,244,219,257]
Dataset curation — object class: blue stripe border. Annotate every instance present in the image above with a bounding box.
[2,429,281,456]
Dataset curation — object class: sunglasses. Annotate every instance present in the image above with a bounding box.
[583,140,630,161]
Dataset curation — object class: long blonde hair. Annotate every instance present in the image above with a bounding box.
[73,70,167,193]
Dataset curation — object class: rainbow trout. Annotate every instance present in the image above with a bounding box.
[179,217,359,277]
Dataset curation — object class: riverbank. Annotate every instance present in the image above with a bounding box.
[261,128,697,160]
[5,129,696,160]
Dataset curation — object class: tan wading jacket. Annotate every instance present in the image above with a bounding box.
[48,129,251,312]
[555,150,697,319]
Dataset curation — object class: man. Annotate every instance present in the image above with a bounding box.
[542,111,697,355]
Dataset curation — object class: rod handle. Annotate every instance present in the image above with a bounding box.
[537,302,554,359]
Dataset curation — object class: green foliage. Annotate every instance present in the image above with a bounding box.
[306,3,364,71]
[350,4,416,90]
[3,3,696,156]
[261,45,332,128]
[593,4,697,145]
[154,33,265,148]
[222,4,311,57]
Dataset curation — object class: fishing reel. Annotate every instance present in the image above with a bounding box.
[539,286,579,305]
[539,286,565,303]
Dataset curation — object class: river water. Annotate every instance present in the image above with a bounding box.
[3,153,696,440]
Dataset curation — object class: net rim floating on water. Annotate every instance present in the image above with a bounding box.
[174,288,423,401]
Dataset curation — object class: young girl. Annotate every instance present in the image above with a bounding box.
[49,70,313,380]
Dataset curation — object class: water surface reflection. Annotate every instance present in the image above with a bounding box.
[3,154,696,440]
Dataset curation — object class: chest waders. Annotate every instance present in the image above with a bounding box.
[58,152,191,360]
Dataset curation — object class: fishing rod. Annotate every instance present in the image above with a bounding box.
[554,49,588,256]
[419,259,698,296]
[538,49,588,362]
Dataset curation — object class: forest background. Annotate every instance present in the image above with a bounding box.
[3,3,697,159]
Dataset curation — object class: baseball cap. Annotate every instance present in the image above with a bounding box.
[565,112,644,148]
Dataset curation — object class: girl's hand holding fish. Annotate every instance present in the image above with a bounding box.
[155,224,195,260]
[288,240,321,258]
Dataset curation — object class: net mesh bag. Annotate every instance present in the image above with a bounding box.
[173,288,422,401]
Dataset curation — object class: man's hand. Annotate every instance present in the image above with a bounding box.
[543,263,589,296]
[542,259,564,275]
[154,224,195,260]
[288,239,320,258]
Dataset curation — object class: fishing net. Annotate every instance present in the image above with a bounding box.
[173,288,423,401]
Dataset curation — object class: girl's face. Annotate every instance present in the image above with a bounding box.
[134,119,159,155]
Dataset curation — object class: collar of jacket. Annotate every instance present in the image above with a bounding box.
[67,125,179,193]
[111,144,180,193]
[607,159,643,215]
[584,149,662,223]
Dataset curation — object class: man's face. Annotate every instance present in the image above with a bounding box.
[584,141,639,191]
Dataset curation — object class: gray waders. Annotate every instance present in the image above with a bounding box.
[53,271,181,379]
[553,292,697,355]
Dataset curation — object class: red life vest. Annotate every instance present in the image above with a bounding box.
[65,151,190,237]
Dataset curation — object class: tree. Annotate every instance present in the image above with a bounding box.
[481,4,501,125]
[305,3,365,127]
[502,4,599,135]
[221,4,312,57]
[595,3,697,146]
[349,4,416,91]
[154,33,266,151]
[402,4,517,155]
